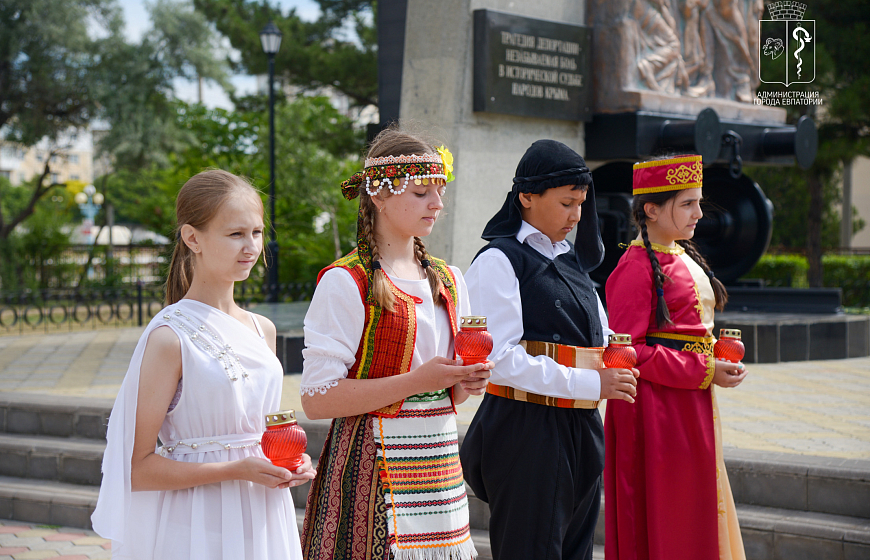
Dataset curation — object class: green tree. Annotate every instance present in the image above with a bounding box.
[90,36,190,173]
[96,95,364,287]
[749,164,847,252]
[0,0,121,142]
[0,0,229,242]
[193,0,377,107]
[270,95,363,272]
[148,0,233,102]
[0,0,121,239]
[0,177,77,290]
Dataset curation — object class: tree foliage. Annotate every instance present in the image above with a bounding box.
[0,0,225,239]
[0,176,79,290]
[99,95,364,285]
[148,0,233,94]
[193,0,377,107]
[0,0,121,143]
[0,0,119,238]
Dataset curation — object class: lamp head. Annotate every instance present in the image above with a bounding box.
[260,21,282,55]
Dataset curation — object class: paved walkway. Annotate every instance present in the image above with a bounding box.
[1,327,869,459]
[0,519,110,560]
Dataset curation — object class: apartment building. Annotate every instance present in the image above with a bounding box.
[0,129,94,186]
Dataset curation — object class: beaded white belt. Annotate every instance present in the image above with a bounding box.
[159,433,262,456]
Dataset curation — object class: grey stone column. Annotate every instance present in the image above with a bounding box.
[400,0,588,271]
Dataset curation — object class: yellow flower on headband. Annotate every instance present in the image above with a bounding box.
[436,145,455,183]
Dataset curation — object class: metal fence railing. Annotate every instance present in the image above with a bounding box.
[0,283,166,336]
[0,245,171,292]
[234,281,316,307]
[0,281,316,337]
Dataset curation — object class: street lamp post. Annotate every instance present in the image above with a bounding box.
[74,184,104,245]
[74,184,104,280]
[260,21,282,303]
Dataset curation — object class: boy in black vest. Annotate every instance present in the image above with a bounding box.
[461,140,639,560]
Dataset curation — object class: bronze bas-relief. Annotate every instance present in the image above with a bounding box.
[589,0,769,112]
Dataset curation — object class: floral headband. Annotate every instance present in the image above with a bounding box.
[341,146,455,201]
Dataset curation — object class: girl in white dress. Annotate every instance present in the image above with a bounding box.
[92,169,316,560]
[300,128,491,560]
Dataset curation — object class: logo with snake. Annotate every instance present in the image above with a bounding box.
[792,24,812,80]
[759,2,815,86]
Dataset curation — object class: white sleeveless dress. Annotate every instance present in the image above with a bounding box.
[92,299,302,560]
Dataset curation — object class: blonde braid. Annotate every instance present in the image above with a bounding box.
[413,237,444,307]
[360,195,396,312]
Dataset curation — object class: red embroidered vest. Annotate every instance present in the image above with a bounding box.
[317,249,461,417]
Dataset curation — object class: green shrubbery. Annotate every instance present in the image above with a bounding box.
[744,254,870,308]
[744,254,809,288]
[822,256,870,310]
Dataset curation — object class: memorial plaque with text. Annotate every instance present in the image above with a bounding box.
[473,9,591,122]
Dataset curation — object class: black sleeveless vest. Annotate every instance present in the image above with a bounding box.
[475,237,604,348]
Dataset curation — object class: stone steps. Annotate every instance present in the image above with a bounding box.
[0,393,112,440]
[1,392,868,560]
[0,475,99,529]
[737,503,870,560]
[0,433,105,486]
[726,448,870,520]
[465,486,870,559]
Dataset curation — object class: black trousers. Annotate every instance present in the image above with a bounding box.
[460,393,605,560]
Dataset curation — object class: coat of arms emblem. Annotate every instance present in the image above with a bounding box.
[759,1,815,86]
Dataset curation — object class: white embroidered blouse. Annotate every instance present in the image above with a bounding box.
[300,266,471,395]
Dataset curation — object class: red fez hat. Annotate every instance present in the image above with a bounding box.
[633,155,703,195]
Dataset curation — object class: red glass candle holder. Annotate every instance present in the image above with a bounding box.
[454,316,493,365]
[714,329,745,363]
[262,410,307,471]
[603,334,637,369]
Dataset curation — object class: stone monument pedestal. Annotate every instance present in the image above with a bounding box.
[398,0,590,270]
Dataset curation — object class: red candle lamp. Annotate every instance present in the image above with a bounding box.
[603,334,637,369]
[714,329,745,363]
[262,410,307,471]
[454,316,494,365]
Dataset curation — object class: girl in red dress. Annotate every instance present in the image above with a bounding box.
[604,155,748,560]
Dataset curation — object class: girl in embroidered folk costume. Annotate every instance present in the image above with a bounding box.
[604,155,748,560]
[461,140,639,560]
[300,128,491,560]
[92,170,316,560]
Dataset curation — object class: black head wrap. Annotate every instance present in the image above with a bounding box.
[481,139,605,272]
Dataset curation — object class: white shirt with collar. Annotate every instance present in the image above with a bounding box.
[464,220,613,401]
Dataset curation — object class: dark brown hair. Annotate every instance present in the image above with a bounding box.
[362,126,444,312]
[165,170,264,305]
[631,190,728,328]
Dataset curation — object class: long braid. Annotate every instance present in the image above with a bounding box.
[677,240,728,310]
[360,196,396,312]
[413,236,444,307]
[638,215,673,328]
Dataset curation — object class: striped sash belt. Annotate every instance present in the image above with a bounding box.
[486,340,604,410]
[646,332,714,355]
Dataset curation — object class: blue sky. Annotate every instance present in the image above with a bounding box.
[115,0,322,109]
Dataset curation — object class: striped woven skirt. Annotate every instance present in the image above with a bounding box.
[373,390,476,560]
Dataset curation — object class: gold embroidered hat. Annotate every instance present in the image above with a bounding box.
[632,155,703,195]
